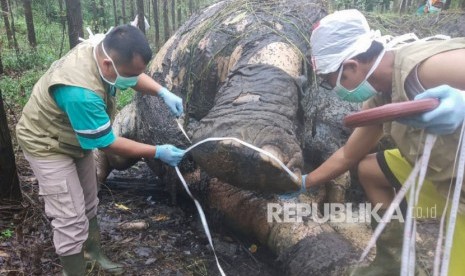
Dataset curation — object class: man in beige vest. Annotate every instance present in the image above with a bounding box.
[16,25,186,275]
[300,10,465,276]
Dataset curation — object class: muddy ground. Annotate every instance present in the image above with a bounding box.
[0,101,280,276]
[0,102,441,276]
[1,154,280,276]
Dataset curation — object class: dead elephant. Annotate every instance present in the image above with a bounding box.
[96,0,367,274]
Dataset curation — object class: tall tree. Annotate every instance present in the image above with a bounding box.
[0,90,22,201]
[58,0,66,57]
[146,0,150,20]
[122,0,126,23]
[163,0,169,41]
[23,0,36,47]
[171,0,175,32]
[0,52,3,75]
[99,0,106,29]
[189,0,193,15]
[91,0,99,32]
[130,0,134,19]
[7,0,19,54]
[1,0,13,48]
[152,0,160,49]
[136,0,145,34]
[64,0,84,49]
[112,0,118,26]
[177,0,181,29]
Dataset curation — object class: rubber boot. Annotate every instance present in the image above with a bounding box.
[350,211,428,276]
[59,251,86,276]
[351,217,403,276]
[84,217,124,275]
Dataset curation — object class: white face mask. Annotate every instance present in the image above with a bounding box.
[93,44,139,90]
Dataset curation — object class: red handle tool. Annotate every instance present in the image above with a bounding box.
[343,98,440,128]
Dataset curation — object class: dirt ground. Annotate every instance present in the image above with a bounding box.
[1,155,280,276]
[0,101,280,276]
[0,101,441,276]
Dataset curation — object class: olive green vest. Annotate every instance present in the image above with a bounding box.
[387,38,465,183]
[367,38,465,210]
[16,41,117,158]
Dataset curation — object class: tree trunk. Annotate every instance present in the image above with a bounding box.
[99,0,106,29]
[163,0,169,41]
[0,51,3,74]
[152,0,160,49]
[1,0,13,48]
[7,0,19,55]
[171,0,175,32]
[146,0,150,20]
[188,0,193,15]
[136,0,145,34]
[23,0,36,48]
[130,0,134,19]
[64,0,83,49]
[112,0,118,26]
[58,0,66,57]
[177,0,181,29]
[121,0,126,23]
[90,0,98,32]
[0,90,21,201]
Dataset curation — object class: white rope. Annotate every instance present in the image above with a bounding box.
[359,124,465,275]
[358,161,420,262]
[358,135,437,265]
[184,137,298,181]
[174,136,299,276]
[175,166,226,276]
[433,122,465,275]
[440,122,465,275]
[401,134,436,276]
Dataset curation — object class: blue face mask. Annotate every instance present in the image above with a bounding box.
[95,44,139,90]
[334,50,385,103]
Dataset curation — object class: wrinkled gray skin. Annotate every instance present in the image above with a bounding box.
[96,0,369,274]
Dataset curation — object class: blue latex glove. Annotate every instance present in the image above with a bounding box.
[397,85,465,135]
[154,144,186,166]
[159,87,183,117]
[301,174,307,193]
[279,174,312,199]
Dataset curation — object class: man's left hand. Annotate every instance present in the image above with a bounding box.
[397,85,465,135]
[159,87,183,117]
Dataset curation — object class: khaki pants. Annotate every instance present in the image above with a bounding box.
[25,151,99,256]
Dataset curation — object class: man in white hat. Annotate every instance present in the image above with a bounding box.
[301,9,465,275]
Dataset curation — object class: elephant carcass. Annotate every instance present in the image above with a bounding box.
[98,0,366,274]
[146,0,330,194]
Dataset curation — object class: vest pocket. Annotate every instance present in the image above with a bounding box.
[39,179,77,219]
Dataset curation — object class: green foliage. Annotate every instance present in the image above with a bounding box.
[117,88,135,110]
[1,229,13,239]
[0,0,221,109]
[0,69,43,107]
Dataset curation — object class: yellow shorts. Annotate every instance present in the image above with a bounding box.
[379,149,464,276]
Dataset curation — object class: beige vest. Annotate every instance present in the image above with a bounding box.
[367,38,465,210]
[16,41,116,158]
[387,38,465,183]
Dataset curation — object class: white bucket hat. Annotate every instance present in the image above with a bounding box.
[310,9,381,75]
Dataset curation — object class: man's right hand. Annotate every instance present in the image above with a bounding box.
[154,144,185,166]
[158,87,183,117]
